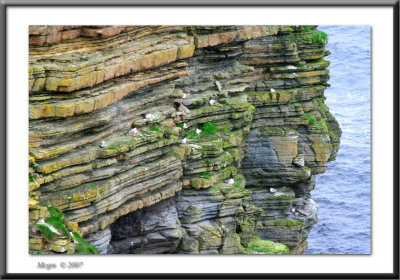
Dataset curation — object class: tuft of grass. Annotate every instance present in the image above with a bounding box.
[312,30,328,45]
[249,105,256,115]
[123,132,128,136]
[36,224,59,241]
[200,171,211,179]
[301,113,316,125]
[32,251,45,255]
[185,130,197,139]
[176,123,184,128]
[300,25,312,32]
[150,125,159,131]
[45,216,70,239]
[47,205,63,219]
[200,122,219,138]
[89,184,96,189]
[31,163,39,171]
[233,181,242,188]
[29,174,35,183]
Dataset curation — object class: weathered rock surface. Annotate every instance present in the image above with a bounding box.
[29,25,341,254]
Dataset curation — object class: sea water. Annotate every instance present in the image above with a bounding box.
[304,26,371,254]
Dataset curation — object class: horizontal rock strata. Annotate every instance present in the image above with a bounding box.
[29,25,341,254]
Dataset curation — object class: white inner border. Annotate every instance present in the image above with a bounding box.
[6,6,394,274]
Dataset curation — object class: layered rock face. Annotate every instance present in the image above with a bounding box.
[28,25,341,254]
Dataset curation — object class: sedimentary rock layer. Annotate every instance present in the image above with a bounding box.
[29,25,341,254]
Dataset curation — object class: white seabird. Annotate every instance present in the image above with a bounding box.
[183,123,188,129]
[145,113,153,120]
[128,128,139,135]
[196,128,202,135]
[181,138,187,144]
[209,99,217,105]
[291,208,296,214]
[182,93,187,99]
[224,178,234,185]
[286,65,297,70]
[293,73,297,77]
[270,88,276,93]
[270,187,278,193]
[100,141,107,148]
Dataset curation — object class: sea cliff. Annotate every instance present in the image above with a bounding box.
[28,25,341,254]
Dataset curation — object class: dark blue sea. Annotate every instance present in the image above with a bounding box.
[304,26,371,254]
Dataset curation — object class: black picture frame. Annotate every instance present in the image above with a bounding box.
[1,0,398,279]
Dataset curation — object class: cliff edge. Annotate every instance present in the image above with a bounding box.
[28,25,341,254]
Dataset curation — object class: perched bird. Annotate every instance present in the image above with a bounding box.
[209,99,217,105]
[270,187,278,193]
[291,208,296,214]
[182,93,187,99]
[270,88,276,92]
[128,128,139,135]
[181,138,187,144]
[286,65,297,70]
[145,113,153,119]
[293,73,297,77]
[196,128,202,135]
[37,219,45,225]
[100,141,107,148]
[183,123,188,129]
[224,178,234,185]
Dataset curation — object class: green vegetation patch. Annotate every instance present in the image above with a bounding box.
[73,232,100,254]
[312,30,328,45]
[150,125,159,131]
[200,122,219,138]
[301,113,316,125]
[238,236,290,254]
[107,146,121,152]
[176,123,184,128]
[36,224,59,241]
[300,25,312,32]
[200,171,211,179]
[47,205,63,219]
[248,236,290,254]
[45,216,70,239]
[29,174,35,183]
